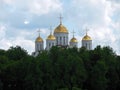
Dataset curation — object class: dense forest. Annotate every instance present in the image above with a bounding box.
[0,46,120,90]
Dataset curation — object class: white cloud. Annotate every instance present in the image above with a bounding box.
[11,37,34,54]
[2,0,15,5]
[0,0,120,55]
[0,0,62,54]
[2,0,62,15]
[24,20,29,25]
[0,24,12,50]
[64,0,120,54]
[28,0,62,15]
[0,25,6,39]
[0,24,50,54]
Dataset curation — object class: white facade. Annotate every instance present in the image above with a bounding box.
[70,42,78,48]
[35,41,44,52]
[46,40,56,50]
[32,40,44,57]
[54,33,68,46]
[82,40,92,50]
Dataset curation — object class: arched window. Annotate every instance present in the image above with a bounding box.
[89,43,91,50]
[64,36,65,45]
[40,43,42,50]
[42,43,43,50]
[37,43,39,51]
[52,43,54,46]
[56,37,58,45]
[49,43,51,47]
[66,36,68,45]
[60,36,62,45]
[86,43,87,48]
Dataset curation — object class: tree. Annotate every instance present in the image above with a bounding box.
[0,79,3,90]
[0,49,6,56]
[90,60,108,90]
[6,46,28,61]
[115,56,120,90]
[0,45,119,90]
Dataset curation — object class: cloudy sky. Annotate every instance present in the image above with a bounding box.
[0,0,120,54]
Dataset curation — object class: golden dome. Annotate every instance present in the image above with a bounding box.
[35,36,43,42]
[47,34,56,40]
[82,34,92,41]
[54,24,68,33]
[70,37,78,42]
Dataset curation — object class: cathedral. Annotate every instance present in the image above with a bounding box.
[32,16,92,56]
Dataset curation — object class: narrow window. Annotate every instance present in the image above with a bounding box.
[60,37,62,45]
[56,37,58,45]
[64,36,65,45]
[49,43,50,47]
[89,43,91,50]
[86,43,87,48]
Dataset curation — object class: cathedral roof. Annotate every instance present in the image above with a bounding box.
[35,36,43,42]
[47,34,56,40]
[82,34,92,41]
[54,24,68,33]
[70,37,78,42]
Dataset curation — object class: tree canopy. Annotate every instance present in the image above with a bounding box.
[0,45,120,90]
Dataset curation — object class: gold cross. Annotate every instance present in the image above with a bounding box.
[72,30,75,37]
[50,26,52,35]
[59,14,63,24]
[85,27,89,35]
[37,29,41,36]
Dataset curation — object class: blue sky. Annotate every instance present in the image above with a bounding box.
[0,0,120,54]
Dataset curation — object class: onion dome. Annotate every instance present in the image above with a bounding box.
[54,24,68,33]
[35,36,43,42]
[54,15,68,33]
[70,37,78,42]
[82,34,92,41]
[47,34,56,40]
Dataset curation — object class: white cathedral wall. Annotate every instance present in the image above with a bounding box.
[82,40,92,50]
[54,33,68,46]
[70,42,78,48]
[46,40,56,50]
[35,42,44,52]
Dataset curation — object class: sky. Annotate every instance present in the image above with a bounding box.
[0,0,120,54]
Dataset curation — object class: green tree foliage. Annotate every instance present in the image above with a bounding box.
[0,79,3,90]
[6,46,28,61]
[0,49,6,56]
[0,45,120,90]
[90,60,108,90]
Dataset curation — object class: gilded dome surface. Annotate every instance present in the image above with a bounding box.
[82,35,92,41]
[35,36,43,42]
[70,37,78,42]
[54,24,68,33]
[47,34,56,40]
